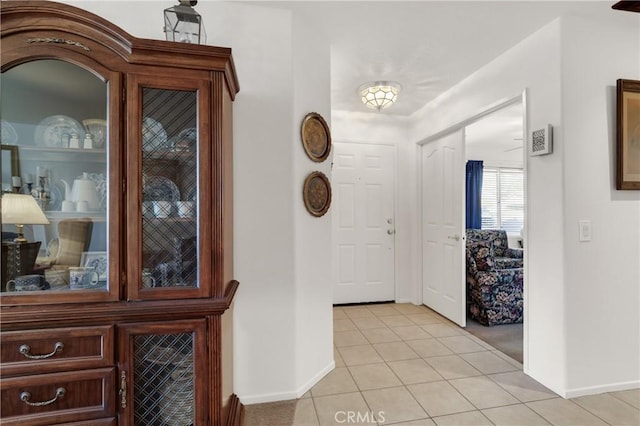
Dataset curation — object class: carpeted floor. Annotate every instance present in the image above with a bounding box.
[243,399,298,426]
[464,318,523,363]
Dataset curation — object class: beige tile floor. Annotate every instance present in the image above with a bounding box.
[244,303,640,426]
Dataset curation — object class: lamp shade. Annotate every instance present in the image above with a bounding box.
[357,81,402,112]
[1,194,50,225]
[164,0,206,44]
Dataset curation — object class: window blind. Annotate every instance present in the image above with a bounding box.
[481,168,523,234]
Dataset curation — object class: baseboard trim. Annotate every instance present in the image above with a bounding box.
[224,393,244,426]
[238,360,335,405]
[562,380,640,398]
[295,360,335,398]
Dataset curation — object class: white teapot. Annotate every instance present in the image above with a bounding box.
[69,172,100,211]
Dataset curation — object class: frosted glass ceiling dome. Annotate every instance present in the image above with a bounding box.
[357,81,402,112]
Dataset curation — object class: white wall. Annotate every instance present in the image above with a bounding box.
[61,0,334,404]
[560,14,640,397]
[291,8,335,398]
[464,147,523,170]
[407,12,639,397]
[210,2,300,402]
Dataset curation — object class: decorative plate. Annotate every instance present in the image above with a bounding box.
[302,171,332,217]
[301,112,331,162]
[144,345,182,365]
[142,117,168,151]
[170,127,197,152]
[44,180,63,211]
[143,176,180,201]
[185,186,197,202]
[81,251,108,281]
[1,120,18,144]
[34,115,84,147]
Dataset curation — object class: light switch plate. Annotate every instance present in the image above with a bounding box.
[579,220,591,242]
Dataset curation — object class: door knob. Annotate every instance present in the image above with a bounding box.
[448,234,460,241]
[387,229,395,235]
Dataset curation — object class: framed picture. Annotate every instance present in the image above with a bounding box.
[1,144,20,190]
[81,251,108,281]
[617,79,640,190]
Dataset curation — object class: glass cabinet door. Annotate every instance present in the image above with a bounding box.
[117,319,207,425]
[0,59,117,302]
[128,76,211,300]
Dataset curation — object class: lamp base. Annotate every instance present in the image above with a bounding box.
[14,224,28,243]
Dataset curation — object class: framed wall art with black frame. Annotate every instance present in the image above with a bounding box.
[616,79,640,190]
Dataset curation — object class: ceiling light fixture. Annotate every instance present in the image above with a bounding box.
[357,81,402,112]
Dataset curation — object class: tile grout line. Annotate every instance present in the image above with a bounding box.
[606,390,640,411]
[326,303,639,426]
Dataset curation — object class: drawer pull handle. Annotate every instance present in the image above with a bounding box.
[20,387,66,407]
[119,370,127,409]
[19,342,64,359]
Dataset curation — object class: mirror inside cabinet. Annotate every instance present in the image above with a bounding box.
[1,59,109,293]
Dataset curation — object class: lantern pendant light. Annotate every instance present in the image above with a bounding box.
[163,0,206,44]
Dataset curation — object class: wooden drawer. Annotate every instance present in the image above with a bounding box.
[0,326,114,376]
[0,368,115,426]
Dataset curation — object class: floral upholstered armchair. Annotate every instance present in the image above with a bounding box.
[465,229,523,326]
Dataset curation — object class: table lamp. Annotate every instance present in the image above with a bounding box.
[1,194,50,243]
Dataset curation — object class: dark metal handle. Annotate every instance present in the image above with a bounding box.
[19,342,64,360]
[20,387,66,407]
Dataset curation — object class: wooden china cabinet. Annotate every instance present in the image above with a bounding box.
[0,2,242,425]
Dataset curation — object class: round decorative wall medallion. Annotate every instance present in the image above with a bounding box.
[303,171,332,217]
[301,112,331,162]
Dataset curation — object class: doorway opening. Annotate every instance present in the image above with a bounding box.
[419,94,526,366]
[464,101,525,364]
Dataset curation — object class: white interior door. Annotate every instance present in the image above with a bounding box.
[333,143,395,304]
[421,130,465,326]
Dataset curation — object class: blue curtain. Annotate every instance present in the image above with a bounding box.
[466,160,483,229]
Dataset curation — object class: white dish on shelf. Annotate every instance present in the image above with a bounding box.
[1,119,18,144]
[142,117,168,151]
[143,176,180,202]
[34,115,84,148]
